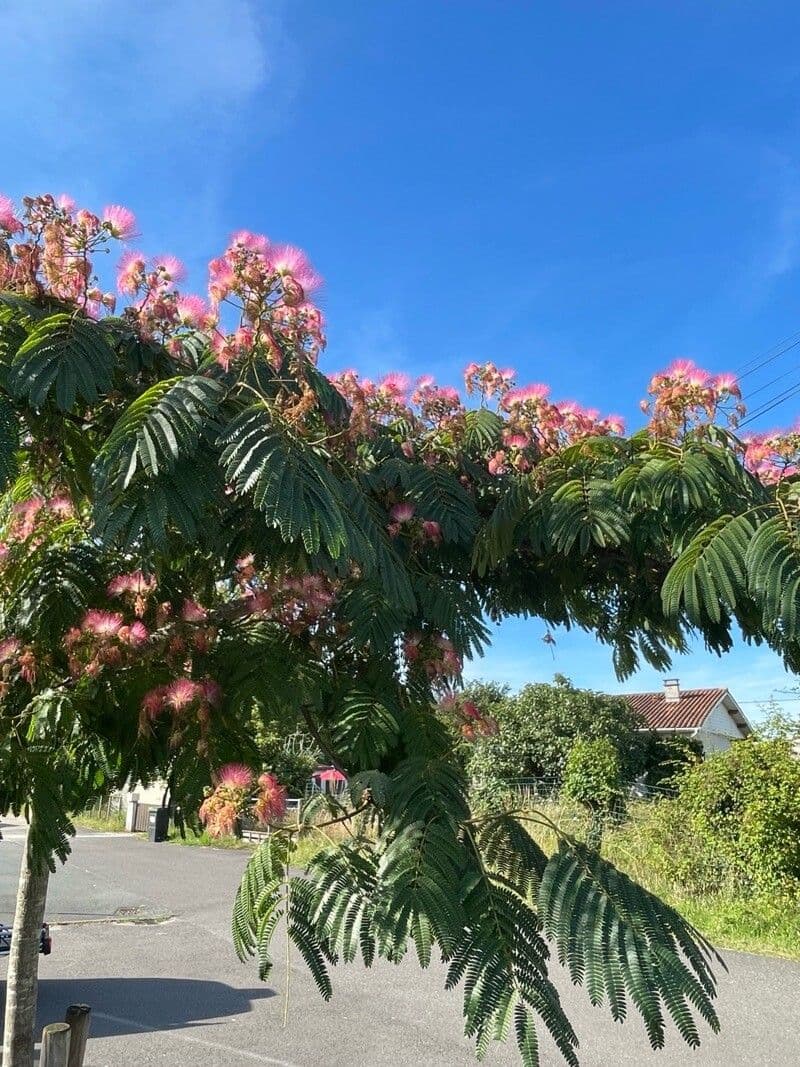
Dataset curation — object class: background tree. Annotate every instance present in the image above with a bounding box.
[562,737,624,813]
[2,190,799,1067]
[466,675,646,785]
[636,732,703,790]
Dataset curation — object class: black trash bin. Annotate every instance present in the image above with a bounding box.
[147,807,169,843]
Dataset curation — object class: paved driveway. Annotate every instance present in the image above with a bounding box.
[1,820,798,1066]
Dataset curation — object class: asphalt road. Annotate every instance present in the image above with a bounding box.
[0,818,798,1067]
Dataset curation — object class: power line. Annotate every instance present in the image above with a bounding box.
[744,367,800,401]
[736,332,800,381]
[740,379,800,427]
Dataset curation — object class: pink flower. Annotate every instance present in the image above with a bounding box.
[107,571,155,598]
[102,204,138,239]
[504,433,530,449]
[415,374,435,390]
[48,496,74,518]
[714,373,740,396]
[229,229,270,254]
[208,256,236,304]
[55,194,76,213]
[504,383,550,406]
[403,632,424,661]
[0,194,23,235]
[254,772,288,823]
[142,685,168,719]
[0,637,21,663]
[487,450,507,476]
[181,599,208,623]
[379,372,411,399]
[174,294,208,327]
[422,520,442,543]
[603,414,626,435]
[125,621,149,646]
[216,763,254,789]
[199,677,222,706]
[82,610,124,636]
[116,251,146,295]
[152,254,186,283]
[163,678,202,711]
[390,502,415,524]
[268,244,322,293]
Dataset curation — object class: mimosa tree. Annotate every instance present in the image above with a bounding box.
[1,191,799,1067]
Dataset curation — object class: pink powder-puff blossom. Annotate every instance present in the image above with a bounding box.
[216,763,254,789]
[504,433,530,449]
[390,502,415,524]
[0,637,21,663]
[504,383,550,406]
[0,194,23,235]
[268,244,322,294]
[714,373,740,396]
[174,294,208,327]
[229,229,270,254]
[254,772,288,823]
[124,621,149,646]
[199,677,223,706]
[379,372,411,399]
[116,251,146,295]
[152,254,186,283]
[181,599,208,623]
[102,204,138,239]
[82,610,124,636]
[163,678,202,711]
[422,520,442,543]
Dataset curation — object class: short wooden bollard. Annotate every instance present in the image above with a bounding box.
[64,1004,91,1067]
[40,1022,71,1067]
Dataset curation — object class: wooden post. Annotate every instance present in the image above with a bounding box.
[64,1004,90,1067]
[39,1022,70,1067]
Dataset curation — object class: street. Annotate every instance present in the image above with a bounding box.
[1,822,798,1066]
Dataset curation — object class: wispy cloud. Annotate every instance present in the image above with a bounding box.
[0,0,298,268]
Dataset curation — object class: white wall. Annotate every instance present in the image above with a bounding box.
[695,701,744,753]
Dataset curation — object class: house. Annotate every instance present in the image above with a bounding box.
[625,678,752,754]
[309,766,347,795]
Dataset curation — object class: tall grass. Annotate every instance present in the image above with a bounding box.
[523,797,800,960]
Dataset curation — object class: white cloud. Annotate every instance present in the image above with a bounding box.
[0,1,296,202]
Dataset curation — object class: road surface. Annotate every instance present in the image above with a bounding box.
[1,818,798,1066]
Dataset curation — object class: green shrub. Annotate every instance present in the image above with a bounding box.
[561,737,623,815]
[670,738,800,891]
[466,675,646,784]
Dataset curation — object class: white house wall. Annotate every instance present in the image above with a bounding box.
[695,701,745,752]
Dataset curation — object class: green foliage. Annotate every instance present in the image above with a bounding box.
[234,776,722,1066]
[561,738,623,815]
[538,841,720,1049]
[466,677,646,785]
[220,406,349,557]
[637,732,702,790]
[669,739,800,892]
[7,312,114,411]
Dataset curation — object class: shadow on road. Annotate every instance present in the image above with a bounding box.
[1,978,275,1038]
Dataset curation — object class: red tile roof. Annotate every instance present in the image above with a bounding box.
[625,687,729,730]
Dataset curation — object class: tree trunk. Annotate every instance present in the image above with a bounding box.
[2,822,49,1067]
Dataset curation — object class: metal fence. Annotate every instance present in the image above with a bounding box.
[82,793,127,822]
[500,776,677,804]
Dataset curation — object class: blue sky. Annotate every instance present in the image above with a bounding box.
[4,0,800,719]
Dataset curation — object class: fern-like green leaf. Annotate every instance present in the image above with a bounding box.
[219,406,348,558]
[662,513,754,625]
[7,312,114,410]
[538,841,721,1050]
